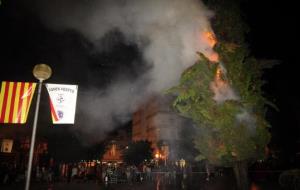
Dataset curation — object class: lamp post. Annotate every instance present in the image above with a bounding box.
[25,64,52,190]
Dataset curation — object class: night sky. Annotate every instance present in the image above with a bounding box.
[242,0,299,166]
[0,0,299,163]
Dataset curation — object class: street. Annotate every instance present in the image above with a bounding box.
[1,175,282,190]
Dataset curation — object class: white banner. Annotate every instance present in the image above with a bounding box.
[1,139,13,153]
[46,83,78,124]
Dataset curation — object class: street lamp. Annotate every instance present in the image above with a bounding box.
[25,64,52,190]
[33,64,52,81]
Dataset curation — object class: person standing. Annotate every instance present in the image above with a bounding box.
[71,164,78,182]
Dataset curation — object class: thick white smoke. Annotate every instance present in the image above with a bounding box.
[36,0,217,141]
[210,63,239,103]
[209,64,256,133]
[38,0,215,90]
[236,110,257,134]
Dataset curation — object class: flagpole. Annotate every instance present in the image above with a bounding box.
[25,64,52,190]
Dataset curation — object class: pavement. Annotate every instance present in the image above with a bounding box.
[0,180,230,190]
[0,176,282,190]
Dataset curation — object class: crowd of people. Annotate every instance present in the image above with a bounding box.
[101,163,196,185]
[0,162,59,185]
[1,161,216,186]
[0,162,20,185]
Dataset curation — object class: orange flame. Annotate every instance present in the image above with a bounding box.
[213,66,227,91]
[209,52,219,62]
[201,31,219,62]
[216,67,222,80]
[215,66,225,83]
[203,31,217,47]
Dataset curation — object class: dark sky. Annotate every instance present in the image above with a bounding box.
[0,0,147,160]
[0,0,299,162]
[242,0,299,165]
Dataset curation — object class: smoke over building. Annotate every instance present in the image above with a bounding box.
[132,94,195,162]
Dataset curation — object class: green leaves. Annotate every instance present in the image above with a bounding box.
[168,39,271,167]
[166,0,274,168]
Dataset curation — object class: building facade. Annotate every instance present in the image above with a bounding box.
[132,94,186,162]
[101,128,131,164]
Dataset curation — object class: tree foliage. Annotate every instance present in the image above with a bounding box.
[122,140,153,166]
[168,0,272,167]
[169,52,270,166]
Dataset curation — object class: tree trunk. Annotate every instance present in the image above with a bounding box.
[233,160,249,190]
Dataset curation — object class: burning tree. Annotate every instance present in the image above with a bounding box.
[169,44,271,190]
[168,1,274,190]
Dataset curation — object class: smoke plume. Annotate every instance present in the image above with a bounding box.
[236,109,257,135]
[35,0,217,142]
[210,63,239,103]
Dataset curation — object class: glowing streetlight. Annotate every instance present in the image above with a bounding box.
[33,64,52,81]
[155,153,160,159]
[25,64,52,190]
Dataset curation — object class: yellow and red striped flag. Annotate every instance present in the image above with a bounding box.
[0,81,36,124]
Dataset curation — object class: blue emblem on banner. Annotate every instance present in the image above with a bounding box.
[58,110,64,119]
[57,94,64,104]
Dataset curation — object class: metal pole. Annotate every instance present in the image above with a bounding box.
[25,80,43,190]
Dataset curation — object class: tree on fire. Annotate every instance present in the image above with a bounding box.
[168,1,275,190]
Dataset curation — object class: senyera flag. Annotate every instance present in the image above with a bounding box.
[0,81,36,124]
[46,83,78,124]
